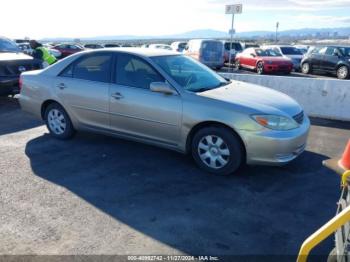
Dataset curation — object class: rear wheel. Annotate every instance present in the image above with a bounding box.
[256,62,264,74]
[44,103,75,139]
[191,127,244,176]
[337,65,349,79]
[301,62,312,74]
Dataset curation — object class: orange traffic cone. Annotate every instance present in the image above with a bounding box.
[339,140,350,171]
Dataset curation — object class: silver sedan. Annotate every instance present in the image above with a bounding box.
[19,48,310,175]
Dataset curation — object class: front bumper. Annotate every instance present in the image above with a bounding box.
[240,115,310,165]
[263,64,292,73]
[0,76,19,96]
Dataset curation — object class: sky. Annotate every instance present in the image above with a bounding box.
[1,0,350,39]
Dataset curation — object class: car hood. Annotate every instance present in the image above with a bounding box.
[0,52,33,61]
[198,81,302,117]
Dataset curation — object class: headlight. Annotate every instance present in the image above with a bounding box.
[251,115,299,130]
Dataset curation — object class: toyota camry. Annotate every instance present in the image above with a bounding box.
[19,48,310,175]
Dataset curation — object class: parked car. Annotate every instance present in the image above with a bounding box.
[223,41,243,63]
[104,43,120,48]
[0,37,42,96]
[148,44,173,51]
[263,45,303,71]
[19,48,310,175]
[235,48,293,74]
[170,42,187,52]
[17,43,33,55]
[53,44,84,58]
[184,39,224,69]
[84,44,104,49]
[301,46,350,79]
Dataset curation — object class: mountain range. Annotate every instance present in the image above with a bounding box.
[41,27,350,42]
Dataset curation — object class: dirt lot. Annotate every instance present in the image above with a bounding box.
[1,96,350,261]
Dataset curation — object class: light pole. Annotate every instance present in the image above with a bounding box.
[275,22,279,43]
[225,4,242,72]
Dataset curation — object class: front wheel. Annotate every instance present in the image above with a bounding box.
[191,127,244,176]
[235,60,241,70]
[301,62,312,74]
[256,62,264,74]
[337,65,349,79]
[44,102,75,139]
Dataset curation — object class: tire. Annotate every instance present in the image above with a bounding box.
[191,126,244,176]
[256,62,264,74]
[235,60,241,70]
[337,65,349,80]
[301,62,312,74]
[327,247,337,262]
[44,102,75,140]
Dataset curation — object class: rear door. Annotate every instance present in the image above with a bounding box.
[322,47,340,72]
[55,52,112,130]
[109,53,182,146]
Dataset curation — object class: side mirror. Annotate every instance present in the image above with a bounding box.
[150,82,176,95]
[250,53,256,57]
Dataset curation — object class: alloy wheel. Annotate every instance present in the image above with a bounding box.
[337,66,349,79]
[47,109,66,135]
[197,135,230,169]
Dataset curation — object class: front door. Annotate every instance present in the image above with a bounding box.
[109,53,182,146]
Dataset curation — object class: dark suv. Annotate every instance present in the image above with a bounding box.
[301,46,350,79]
[0,37,42,96]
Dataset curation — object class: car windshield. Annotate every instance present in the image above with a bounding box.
[338,47,350,57]
[280,47,303,55]
[0,38,20,52]
[151,55,229,92]
[256,48,282,57]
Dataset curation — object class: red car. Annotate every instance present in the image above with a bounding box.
[235,48,293,74]
[53,44,84,58]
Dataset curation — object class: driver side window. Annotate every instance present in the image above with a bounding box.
[116,54,164,89]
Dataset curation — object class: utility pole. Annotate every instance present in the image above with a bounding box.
[276,22,279,43]
[225,4,242,72]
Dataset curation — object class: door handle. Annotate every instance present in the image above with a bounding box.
[111,92,124,100]
[57,83,67,90]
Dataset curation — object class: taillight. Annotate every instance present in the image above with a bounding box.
[19,75,23,93]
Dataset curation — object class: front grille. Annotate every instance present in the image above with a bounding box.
[293,111,304,124]
[278,65,289,71]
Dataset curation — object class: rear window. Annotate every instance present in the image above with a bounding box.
[202,41,223,52]
[60,54,112,83]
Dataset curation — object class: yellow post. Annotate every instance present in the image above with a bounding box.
[297,204,350,262]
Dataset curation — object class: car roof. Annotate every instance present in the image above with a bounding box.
[89,47,179,57]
